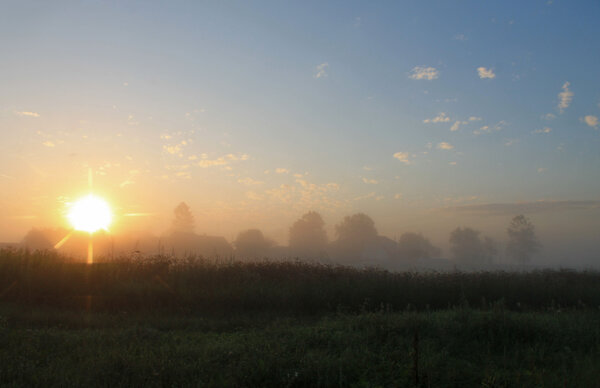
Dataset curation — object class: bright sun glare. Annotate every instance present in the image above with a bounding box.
[67,194,112,233]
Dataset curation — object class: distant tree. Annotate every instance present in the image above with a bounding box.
[335,213,377,244]
[449,227,485,264]
[172,202,194,234]
[289,211,328,258]
[397,232,440,261]
[506,215,540,263]
[331,213,378,262]
[234,229,274,259]
[21,228,54,250]
[482,236,498,264]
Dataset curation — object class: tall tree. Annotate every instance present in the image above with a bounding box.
[506,215,540,263]
[449,227,485,264]
[335,213,377,244]
[331,213,378,262]
[289,211,328,258]
[172,202,195,234]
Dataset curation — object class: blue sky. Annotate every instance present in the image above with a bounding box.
[1,1,599,256]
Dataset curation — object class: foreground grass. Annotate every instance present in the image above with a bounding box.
[2,249,600,314]
[1,307,599,387]
[2,249,600,386]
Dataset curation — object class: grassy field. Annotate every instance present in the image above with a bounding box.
[1,249,600,387]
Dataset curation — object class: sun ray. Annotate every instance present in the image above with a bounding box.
[54,230,74,249]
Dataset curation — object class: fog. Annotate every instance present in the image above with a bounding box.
[10,201,600,271]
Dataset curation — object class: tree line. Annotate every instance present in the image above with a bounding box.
[171,202,541,265]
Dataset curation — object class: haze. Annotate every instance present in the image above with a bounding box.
[1,1,599,268]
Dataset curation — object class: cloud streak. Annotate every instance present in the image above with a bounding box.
[409,66,439,80]
[443,200,600,216]
[557,81,573,113]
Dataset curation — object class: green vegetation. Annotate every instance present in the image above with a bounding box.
[1,249,600,387]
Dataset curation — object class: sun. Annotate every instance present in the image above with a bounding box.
[67,194,112,233]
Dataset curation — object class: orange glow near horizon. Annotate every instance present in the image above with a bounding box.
[67,194,113,234]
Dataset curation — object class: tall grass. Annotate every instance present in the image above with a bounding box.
[1,248,599,314]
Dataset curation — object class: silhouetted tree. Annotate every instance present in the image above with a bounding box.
[335,213,377,243]
[172,202,194,234]
[289,211,328,258]
[397,232,440,261]
[234,229,274,259]
[21,228,54,250]
[331,213,378,262]
[449,227,485,264]
[506,215,540,263]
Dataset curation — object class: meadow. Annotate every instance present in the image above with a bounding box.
[1,248,600,387]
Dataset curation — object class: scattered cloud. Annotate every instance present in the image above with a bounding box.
[15,111,40,118]
[542,113,556,121]
[393,152,411,165]
[437,142,454,150]
[314,62,329,79]
[394,193,402,200]
[409,66,439,80]
[468,116,482,122]
[453,33,467,41]
[450,120,468,131]
[423,112,450,123]
[557,81,573,113]
[477,67,496,79]
[354,192,376,201]
[504,138,519,146]
[197,153,249,168]
[473,120,507,135]
[42,141,55,147]
[361,177,378,185]
[533,127,552,134]
[275,168,290,174]
[582,115,598,128]
[238,177,263,186]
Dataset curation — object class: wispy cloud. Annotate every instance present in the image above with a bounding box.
[275,168,290,174]
[533,127,552,134]
[197,153,249,168]
[423,112,450,123]
[238,177,263,186]
[314,62,329,79]
[541,113,556,121]
[557,81,573,113]
[42,141,55,147]
[468,116,482,121]
[473,120,507,135]
[450,120,469,131]
[442,200,600,216]
[437,142,454,150]
[393,152,411,165]
[409,66,439,80]
[477,67,496,79]
[361,177,378,184]
[15,111,40,118]
[582,115,598,128]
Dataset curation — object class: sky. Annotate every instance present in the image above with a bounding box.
[1,1,599,263]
